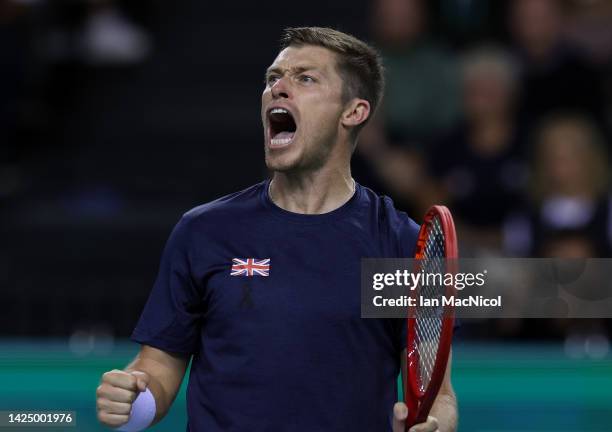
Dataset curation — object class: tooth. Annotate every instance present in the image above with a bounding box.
[271,108,288,114]
[271,137,292,145]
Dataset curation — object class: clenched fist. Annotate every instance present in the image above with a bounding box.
[96,369,150,428]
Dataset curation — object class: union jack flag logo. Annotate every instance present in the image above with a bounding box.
[230,258,270,277]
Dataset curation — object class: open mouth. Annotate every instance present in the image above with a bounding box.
[268,107,297,148]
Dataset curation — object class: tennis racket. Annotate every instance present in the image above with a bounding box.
[404,205,458,429]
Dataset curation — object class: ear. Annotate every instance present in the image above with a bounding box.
[341,98,371,129]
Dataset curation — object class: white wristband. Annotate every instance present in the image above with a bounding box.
[116,388,156,432]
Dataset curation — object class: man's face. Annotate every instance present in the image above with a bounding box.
[511,0,562,57]
[262,45,346,173]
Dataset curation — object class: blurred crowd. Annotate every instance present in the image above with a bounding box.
[354,0,612,346]
[356,0,612,261]
[2,0,612,345]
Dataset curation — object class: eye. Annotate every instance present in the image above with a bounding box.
[266,75,280,85]
[298,74,315,84]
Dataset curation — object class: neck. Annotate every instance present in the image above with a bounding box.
[269,165,355,215]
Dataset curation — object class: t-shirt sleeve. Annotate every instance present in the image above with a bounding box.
[131,215,203,355]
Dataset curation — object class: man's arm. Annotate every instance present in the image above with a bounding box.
[393,349,458,432]
[96,345,190,428]
[125,345,190,424]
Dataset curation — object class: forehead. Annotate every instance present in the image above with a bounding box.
[268,45,340,75]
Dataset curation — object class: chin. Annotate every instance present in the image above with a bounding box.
[264,143,301,172]
[264,137,329,173]
[264,155,299,173]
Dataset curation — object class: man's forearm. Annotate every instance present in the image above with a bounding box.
[124,347,189,425]
[430,392,458,432]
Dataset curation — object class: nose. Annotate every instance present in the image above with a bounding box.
[271,77,290,99]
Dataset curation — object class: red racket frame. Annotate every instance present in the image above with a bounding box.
[405,205,458,428]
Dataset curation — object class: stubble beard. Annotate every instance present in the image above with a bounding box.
[265,128,338,175]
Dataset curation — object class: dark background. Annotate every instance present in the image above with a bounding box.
[2,0,611,356]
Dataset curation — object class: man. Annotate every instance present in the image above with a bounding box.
[96,27,458,432]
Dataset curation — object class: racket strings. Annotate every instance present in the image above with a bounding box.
[415,216,445,392]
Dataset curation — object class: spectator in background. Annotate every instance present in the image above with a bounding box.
[504,114,611,257]
[565,0,612,137]
[509,0,606,130]
[352,0,459,215]
[429,47,527,253]
[369,0,459,144]
[565,0,612,67]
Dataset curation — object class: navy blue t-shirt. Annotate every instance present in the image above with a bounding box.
[132,180,419,431]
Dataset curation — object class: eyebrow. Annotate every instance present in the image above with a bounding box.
[265,65,320,78]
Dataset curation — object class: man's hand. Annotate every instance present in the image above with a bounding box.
[96,369,150,427]
[392,402,440,432]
